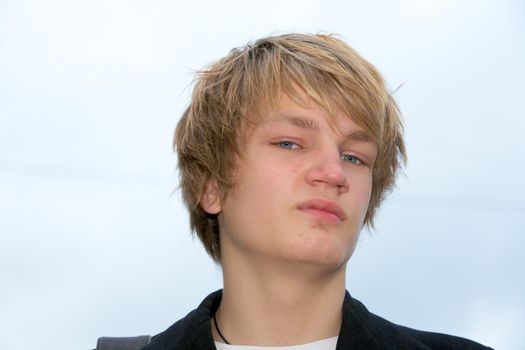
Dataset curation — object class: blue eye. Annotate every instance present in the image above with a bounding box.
[276,141,300,150]
[341,154,363,164]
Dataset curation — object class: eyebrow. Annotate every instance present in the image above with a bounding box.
[273,115,319,130]
[271,115,374,143]
[346,130,373,143]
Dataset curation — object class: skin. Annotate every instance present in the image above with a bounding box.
[201,93,378,346]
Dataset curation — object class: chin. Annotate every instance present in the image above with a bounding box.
[286,236,357,272]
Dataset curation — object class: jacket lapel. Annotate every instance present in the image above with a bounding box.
[336,291,384,349]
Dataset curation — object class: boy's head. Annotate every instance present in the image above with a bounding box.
[175,33,406,262]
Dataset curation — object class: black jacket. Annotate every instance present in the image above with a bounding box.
[142,290,493,350]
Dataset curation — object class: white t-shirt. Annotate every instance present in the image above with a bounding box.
[214,337,338,350]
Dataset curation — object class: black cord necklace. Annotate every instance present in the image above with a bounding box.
[213,315,231,345]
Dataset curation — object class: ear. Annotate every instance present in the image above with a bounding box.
[200,178,222,214]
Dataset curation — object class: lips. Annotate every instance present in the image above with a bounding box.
[297,198,346,224]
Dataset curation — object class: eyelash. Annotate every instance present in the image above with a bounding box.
[276,140,301,150]
[274,141,365,165]
[341,154,363,165]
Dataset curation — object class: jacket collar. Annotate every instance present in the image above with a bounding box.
[157,289,388,349]
[337,290,384,349]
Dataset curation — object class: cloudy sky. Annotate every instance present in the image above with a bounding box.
[0,1,523,349]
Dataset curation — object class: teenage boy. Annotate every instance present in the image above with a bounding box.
[102,34,492,350]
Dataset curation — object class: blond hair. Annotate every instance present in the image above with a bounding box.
[175,33,406,262]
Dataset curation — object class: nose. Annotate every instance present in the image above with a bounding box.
[305,152,349,193]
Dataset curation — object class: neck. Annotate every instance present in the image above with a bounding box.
[214,253,346,346]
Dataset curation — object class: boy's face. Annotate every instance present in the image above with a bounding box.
[202,93,377,270]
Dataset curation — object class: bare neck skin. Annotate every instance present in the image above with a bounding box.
[213,241,347,346]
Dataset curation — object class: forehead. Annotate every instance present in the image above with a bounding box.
[267,114,373,142]
[245,93,375,143]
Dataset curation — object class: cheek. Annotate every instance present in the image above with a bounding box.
[254,159,302,195]
[347,173,373,218]
[289,160,304,175]
[358,176,373,200]
[224,165,286,226]
[359,178,373,217]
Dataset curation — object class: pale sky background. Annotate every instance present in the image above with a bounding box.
[0,1,524,349]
